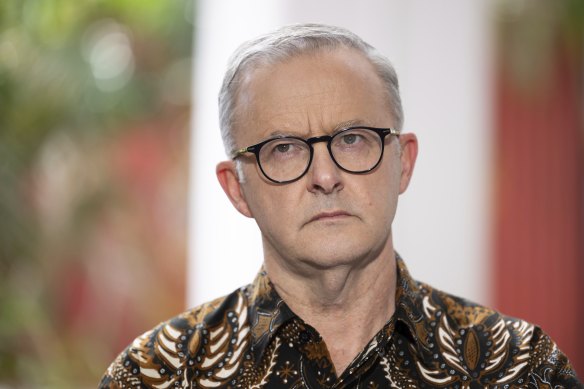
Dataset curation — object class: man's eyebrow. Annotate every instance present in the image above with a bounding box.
[332,119,367,131]
[264,130,295,138]
[263,119,368,139]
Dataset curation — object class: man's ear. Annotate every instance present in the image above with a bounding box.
[398,133,418,194]
[216,160,253,218]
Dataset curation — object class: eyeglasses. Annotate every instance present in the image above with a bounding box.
[232,126,400,184]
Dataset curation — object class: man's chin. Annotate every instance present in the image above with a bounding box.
[295,244,371,270]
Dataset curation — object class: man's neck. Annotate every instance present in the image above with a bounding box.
[263,246,397,376]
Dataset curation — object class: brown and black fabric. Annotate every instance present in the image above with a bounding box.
[99,255,581,388]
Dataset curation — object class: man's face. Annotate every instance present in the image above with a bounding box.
[218,48,417,274]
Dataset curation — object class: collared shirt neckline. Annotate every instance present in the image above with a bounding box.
[246,252,429,364]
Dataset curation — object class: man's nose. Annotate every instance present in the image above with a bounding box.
[306,142,343,194]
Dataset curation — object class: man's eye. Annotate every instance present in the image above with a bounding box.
[341,134,359,144]
[267,141,303,158]
[275,143,292,153]
[339,133,367,146]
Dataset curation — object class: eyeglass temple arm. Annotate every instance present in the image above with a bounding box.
[232,145,257,159]
[231,149,245,159]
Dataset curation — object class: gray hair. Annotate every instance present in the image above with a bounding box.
[218,23,404,156]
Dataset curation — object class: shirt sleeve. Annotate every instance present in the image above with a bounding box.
[528,328,583,388]
[98,347,142,389]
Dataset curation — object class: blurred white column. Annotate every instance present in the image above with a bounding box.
[189,0,494,306]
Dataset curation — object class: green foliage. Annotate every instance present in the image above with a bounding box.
[0,0,193,386]
[496,0,584,91]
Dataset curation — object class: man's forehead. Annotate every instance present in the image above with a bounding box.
[230,48,390,139]
[237,49,380,103]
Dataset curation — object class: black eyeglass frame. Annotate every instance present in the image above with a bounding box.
[232,126,401,184]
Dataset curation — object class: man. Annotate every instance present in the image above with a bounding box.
[100,24,581,388]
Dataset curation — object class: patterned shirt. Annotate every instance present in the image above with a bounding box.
[99,255,581,388]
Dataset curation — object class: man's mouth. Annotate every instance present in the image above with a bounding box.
[309,210,352,223]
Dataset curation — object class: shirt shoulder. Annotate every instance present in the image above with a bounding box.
[409,280,581,386]
[98,288,251,388]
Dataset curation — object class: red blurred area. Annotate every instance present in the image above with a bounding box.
[494,7,584,375]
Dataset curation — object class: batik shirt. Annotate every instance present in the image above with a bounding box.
[99,255,581,388]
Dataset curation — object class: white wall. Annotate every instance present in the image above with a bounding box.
[188,0,494,307]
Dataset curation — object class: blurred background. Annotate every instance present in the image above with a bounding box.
[0,0,192,386]
[0,0,583,387]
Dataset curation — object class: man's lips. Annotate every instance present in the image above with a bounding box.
[308,210,352,223]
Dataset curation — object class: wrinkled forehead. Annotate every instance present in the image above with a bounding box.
[229,47,389,138]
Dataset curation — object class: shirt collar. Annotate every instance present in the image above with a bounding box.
[245,268,296,363]
[393,252,434,357]
[246,253,430,362]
